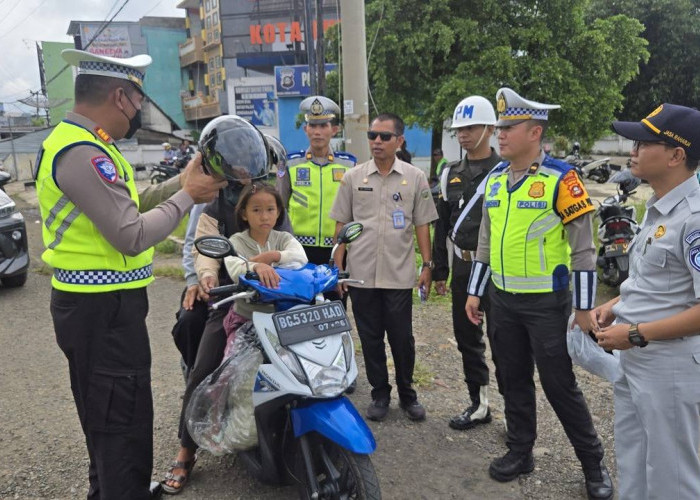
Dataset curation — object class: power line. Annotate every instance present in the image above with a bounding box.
[0,0,52,41]
[0,0,25,29]
[43,0,133,87]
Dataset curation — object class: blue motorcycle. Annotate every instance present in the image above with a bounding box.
[193,222,380,499]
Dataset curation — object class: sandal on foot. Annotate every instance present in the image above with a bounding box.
[162,456,197,495]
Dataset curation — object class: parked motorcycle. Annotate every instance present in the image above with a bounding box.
[581,157,612,184]
[192,221,381,500]
[595,170,641,287]
[150,153,192,184]
[0,170,10,192]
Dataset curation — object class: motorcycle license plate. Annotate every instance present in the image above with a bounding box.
[604,243,628,254]
[273,301,350,346]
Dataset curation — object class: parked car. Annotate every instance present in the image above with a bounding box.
[0,177,29,287]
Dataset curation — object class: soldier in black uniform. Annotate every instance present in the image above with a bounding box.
[433,96,502,430]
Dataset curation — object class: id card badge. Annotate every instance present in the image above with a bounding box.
[392,209,405,229]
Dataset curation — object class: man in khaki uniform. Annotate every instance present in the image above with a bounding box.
[330,112,438,422]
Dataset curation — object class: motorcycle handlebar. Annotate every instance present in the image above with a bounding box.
[208,284,243,296]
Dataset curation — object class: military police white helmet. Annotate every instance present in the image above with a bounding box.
[450,96,497,129]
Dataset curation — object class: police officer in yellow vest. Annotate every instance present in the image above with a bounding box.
[276,95,356,302]
[465,88,613,499]
[35,49,225,499]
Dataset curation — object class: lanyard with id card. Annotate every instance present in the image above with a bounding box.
[392,209,405,229]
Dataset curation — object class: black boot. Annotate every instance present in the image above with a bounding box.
[489,449,535,482]
[583,461,614,500]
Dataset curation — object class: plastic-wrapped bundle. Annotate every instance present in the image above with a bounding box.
[186,322,262,455]
[566,315,620,383]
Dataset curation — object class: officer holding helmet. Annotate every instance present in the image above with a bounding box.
[276,96,356,301]
[163,118,291,495]
[465,88,612,499]
[433,95,502,431]
[35,49,225,499]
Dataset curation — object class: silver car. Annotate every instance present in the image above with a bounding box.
[0,172,29,287]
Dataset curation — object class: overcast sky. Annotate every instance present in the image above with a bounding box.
[0,0,184,114]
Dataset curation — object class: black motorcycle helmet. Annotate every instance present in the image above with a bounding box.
[198,115,270,182]
[263,134,287,174]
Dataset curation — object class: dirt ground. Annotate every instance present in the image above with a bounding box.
[0,175,637,499]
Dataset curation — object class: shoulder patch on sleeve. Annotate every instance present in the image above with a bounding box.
[90,155,118,183]
[689,246,700,272]
[685,230,700,245]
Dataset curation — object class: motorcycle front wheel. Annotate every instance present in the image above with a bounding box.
[295,432,381,500]
[151,173,167,184]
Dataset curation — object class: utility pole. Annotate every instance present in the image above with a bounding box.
[315,0,325,94]
[303,0,318,95]
[339,0,370,162]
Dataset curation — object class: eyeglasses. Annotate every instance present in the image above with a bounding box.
[632,140,671,151]
[367,131,398,141]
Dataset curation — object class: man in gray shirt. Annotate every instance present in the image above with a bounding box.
[594,103,700,499]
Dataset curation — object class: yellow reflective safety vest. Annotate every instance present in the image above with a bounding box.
[36,121,154,292]
[286,151,356,247]
[485,158,575,293]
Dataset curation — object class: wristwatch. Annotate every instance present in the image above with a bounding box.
[422,261,434,271]
[628,323,648,347]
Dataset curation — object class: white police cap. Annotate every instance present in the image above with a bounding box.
[62,49,152,91]
[496,87,560,127]
[300,95,340,124]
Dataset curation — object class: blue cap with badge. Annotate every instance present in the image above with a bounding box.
[300,95,340,124]
[62,49,152,92]
[612,104,700,159]
[495,87,561,127]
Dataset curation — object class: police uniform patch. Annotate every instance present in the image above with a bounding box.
[690,246,700,272]
[684,230,700,244]
[332,168,344,182]
[488,182,502,198]
[449,177,462,184]
[277,167,286,178]
[528,181,545,198]
[421,188,431,200]
[295,167,311,186]
[562,170,584,198]
[91,156,117,183]
[655,225,666,238]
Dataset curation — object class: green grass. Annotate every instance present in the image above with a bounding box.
[172,214,189,239]
[153,265,185,279]
[154,238,180,255]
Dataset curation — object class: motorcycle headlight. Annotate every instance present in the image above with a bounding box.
[0,199,16,218]
[264,328,307,385]
[298,347,347,397]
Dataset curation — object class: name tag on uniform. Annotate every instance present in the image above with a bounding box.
[392,209,405,229]
[358,187,373,192]
[485,200,500,208]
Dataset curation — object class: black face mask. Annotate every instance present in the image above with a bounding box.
[120,90,142,139]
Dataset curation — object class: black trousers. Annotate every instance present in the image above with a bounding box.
[178,305,230,450]
[51,287,153,500]
[349,288,416,404]
[489,286,604,467]
[171,287,209,370]
[450,256,503,397]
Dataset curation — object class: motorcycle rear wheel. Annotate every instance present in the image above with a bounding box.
[295,432,381,500]
[151,173,168,184]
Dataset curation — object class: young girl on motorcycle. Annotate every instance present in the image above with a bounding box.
[163,182,307,495]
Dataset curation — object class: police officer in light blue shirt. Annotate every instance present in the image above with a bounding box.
[594,103,700,500]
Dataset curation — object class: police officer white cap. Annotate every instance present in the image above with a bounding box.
[450,96,497,128]
[495,87,560,127]
[62,49,152,92]
[300,95,340,124]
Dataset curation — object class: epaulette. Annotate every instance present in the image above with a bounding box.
[491,161,510,173]
[333,151,357,168]
[544,155,576,174]
[687,189,700,214]
[287,150,307,167]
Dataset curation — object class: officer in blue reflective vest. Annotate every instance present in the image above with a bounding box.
[465,88,612,499]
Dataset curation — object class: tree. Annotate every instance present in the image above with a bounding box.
[589,0,700,120]
[339,0,648,148]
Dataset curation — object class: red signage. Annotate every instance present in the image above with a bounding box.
[249,19,339,45]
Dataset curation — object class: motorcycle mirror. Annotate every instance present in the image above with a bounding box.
[194,235,237,259]
[336,222,364,244]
